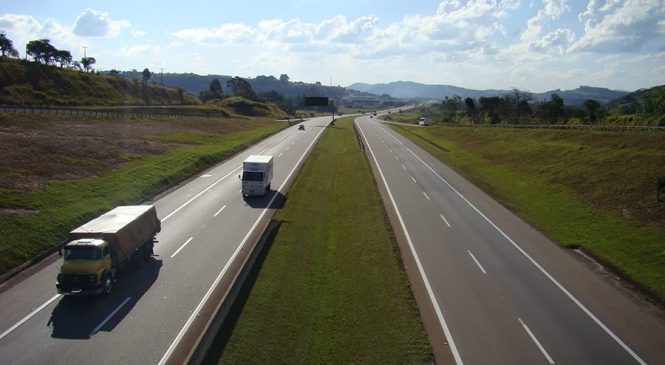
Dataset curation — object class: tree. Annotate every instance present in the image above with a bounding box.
[227,76,257,100]
[0,32,19,58]
[535,93,565,124]
[584,99,601,124]
[504,88,533,122]
[209,78,222,93]
[142,68,151,85]
[441,94,462,122]
[479,96,506,124]
[26,39,58,64]
[464,97,479,123]
[81,57,96,72]
[279,74,290,83]
[54,49,72,68]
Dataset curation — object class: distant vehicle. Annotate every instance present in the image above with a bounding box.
[56,205,161,296]
[419,117,430,126]
[241,155,273,197]
[298,124,305,130]
[370,115,374,118]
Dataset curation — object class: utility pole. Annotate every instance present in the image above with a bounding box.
[83,46,88,58]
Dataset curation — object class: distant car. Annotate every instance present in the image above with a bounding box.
[298,124,305,130]
[370,115,374,118]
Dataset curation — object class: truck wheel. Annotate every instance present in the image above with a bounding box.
[103,274,112,296]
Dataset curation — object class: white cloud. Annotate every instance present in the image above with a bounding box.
[571,0,665,53]
[73,9,129,37]
[543,0,570,19]
[171,23,256,44]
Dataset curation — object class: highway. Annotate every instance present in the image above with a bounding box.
[356,113,665,365]
[0,116,330,364]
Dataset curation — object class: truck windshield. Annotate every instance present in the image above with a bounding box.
[242,171,264,181]
[65,246,102,260]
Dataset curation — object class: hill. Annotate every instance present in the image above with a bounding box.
[112,71,389,105]
[348,81,506,100]
[348,81,629,106]
[608,84,665,114]
[533,86,629,106]
[0,58,200,106]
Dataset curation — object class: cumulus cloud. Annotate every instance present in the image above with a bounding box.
[543,0,570,19]
[571,0,665,53]
[73,9,129,37]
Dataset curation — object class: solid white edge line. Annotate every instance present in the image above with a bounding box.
[0,293,61,340]
[467,250,487,274]
[518,317,555,364]
[356,119,464,365]
[158,120,328,365]
[90,297,132,337]
[378,123,647,365]
[213,205,227,217]
[423,191,431,201]
[171,237,194,258]
[439,214,452,228]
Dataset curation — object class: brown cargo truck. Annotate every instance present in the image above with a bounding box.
[56,205,161,296]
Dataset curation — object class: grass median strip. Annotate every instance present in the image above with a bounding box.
[209,117,432,364]
[391,124,665,301]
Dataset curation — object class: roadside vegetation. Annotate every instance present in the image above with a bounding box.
[209,117,431,364]
[0,112,287,275]
[391,124,665,301]
[385,86,665,127]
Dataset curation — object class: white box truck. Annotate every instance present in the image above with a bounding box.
[241,155,273,196]
[419,117,430,125]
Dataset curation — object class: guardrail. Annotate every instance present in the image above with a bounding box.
[447,123,665,132]
[0,105,228,119]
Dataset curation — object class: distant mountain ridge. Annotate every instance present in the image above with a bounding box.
[347,81,629,106]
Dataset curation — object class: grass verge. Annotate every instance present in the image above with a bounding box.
[210,117,432,364]
[0,118,286,276]
[391,125,665,301]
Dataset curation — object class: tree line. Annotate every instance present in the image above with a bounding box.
[0,33,96,72]
[434,88,608,125]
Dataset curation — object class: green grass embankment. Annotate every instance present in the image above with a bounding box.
[211,117,432,364]
[0,118,286,275]
[392,125,665,301]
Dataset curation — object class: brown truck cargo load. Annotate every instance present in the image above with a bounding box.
[68,205,161,266]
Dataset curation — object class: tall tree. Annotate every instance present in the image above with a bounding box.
[584,99,601,124]
[54,49,72,68]
[441,94,462,122]
[26,39,58,64]
[0,32,19,58]
[504,88,533,122]
[227,76,257,100]
[479,96,508,124]
[209,78,222,93]
[279,74,290,83]
[536,93,565,124]
[142,68,152,85]
[81,57,96,72]
[464,97,478,122]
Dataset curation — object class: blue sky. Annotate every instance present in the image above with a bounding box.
[1,0,664,92]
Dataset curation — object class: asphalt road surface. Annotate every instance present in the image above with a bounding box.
[0,116,329,365]
[356,113,665,365]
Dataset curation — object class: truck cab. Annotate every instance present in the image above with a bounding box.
[57,238,114,295]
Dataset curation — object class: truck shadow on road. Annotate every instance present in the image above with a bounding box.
[242,191,286,209]
[47,257,163,339]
